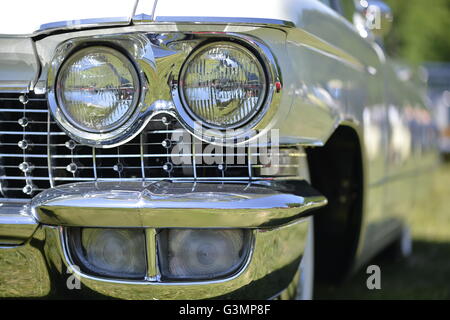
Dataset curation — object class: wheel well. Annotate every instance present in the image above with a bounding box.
[306,125,364,283]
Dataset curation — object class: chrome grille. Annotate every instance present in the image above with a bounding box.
[0,93,263,200]
[0,93,52,198]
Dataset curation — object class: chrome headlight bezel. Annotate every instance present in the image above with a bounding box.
[48,41,151,148]
[171,37,281,145]
[47,32,282,148]
[178,41,268,131]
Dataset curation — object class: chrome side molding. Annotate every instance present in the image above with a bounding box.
[31,181,327,228]
[38,17,131,34]
[0,81,30,93]
[153,16,295,28]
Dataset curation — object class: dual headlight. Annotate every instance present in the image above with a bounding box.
[180,42,267,129]
[68,228,251,281]
[54,42,268,146]
[57,46,140,133]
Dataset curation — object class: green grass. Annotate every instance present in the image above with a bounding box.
[315,161,450,300]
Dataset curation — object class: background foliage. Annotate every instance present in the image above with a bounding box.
[384,0,450,64]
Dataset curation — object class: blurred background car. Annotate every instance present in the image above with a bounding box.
[425,63,450,160]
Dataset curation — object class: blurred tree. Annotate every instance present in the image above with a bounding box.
[384,0,450,64]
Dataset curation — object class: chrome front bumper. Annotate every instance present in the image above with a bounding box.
[0,180,326,299]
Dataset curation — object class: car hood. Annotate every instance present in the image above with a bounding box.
[0,0,311,36]
[0,0,138,35]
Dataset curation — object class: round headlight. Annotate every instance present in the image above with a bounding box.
[180,42,267,129]
[56,46,140,133]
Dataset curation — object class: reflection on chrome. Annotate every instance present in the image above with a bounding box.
[57,47,139,133]
[180,42,267,129]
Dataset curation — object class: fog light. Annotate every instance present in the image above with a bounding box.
[68,228,146,279]
[158,229,251,280]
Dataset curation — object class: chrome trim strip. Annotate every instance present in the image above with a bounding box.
[0,131,62,136]
[92,148,98,180]
[30,40,42,90]
[0,198,30,203]
[0,81,30,93]
[0,109,48,113]
[1,176,272,182]
[46,112,55,188]
[154,16,295,28]
[0,152,286,158]
[145,228,159,281]
[139,134,146,180]
[6,15,294,37]
[31,181,326,228]
[38,17,131,33]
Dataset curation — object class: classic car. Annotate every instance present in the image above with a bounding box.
[0,0,438,300]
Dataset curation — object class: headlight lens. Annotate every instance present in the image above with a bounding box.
[158,229,250,280]
[56,46,140,133]
[69,228,146,279]
[180,43,267,129]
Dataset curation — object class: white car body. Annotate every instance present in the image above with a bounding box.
[0,0,334,35]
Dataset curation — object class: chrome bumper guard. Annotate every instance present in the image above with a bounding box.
[31,180,326,228]
[0,180,326,299]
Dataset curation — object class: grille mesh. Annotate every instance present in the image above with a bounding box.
[0,92,261,200]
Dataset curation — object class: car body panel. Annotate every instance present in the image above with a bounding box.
[0,0,137,35]
[0,38,39,92]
